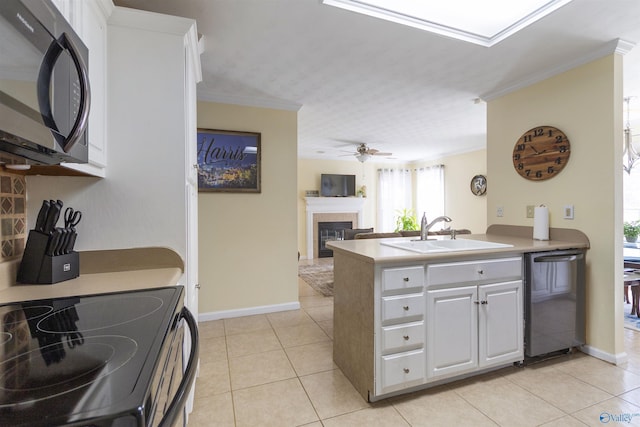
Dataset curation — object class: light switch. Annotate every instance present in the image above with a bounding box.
[564,205,574,219]
[526,205,535,218]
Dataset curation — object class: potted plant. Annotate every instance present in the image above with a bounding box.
[394,208,419,232]
[624,221,640,243]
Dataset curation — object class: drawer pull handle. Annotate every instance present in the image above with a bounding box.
[403,368,410,374]
[403,335,410,340]
[481,300,488,305]
[478,269,484,275]
[403,306,410,311]
[403,277,410,282]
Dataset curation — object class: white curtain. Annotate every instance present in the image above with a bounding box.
[415,165,445,227]
[378,168,412,232]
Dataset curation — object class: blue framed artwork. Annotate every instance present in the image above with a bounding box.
[197,129,261,193]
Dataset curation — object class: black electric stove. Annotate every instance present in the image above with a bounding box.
[0,286,198,427]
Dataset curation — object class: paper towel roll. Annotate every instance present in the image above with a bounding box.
[533,206,549,241]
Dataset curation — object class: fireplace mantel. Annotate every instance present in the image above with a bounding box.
[305,197,365,259]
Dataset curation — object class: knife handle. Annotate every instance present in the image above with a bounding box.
[67,229,77,253]
[35,200,50,232]
[53,228,66,256]
[43,203,61,234]
[46,231,59,256]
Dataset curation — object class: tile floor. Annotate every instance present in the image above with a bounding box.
[189,275,640,427]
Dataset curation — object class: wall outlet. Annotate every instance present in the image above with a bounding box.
[564,205,574,219]
[526,205,535,218]
[497,206,504,217]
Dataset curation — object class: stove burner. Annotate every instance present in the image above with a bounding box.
[0,335,137,407]
[37,295,164,333]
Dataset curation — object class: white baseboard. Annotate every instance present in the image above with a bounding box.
[198,301,301,322]
[581,344,628,365]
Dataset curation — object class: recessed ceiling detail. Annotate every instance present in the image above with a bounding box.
[323,0,573,47]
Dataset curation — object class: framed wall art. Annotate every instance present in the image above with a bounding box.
[197,129,261,193]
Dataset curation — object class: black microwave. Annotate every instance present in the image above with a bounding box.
[0,0,89,165]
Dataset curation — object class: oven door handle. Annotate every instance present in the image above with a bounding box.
[159,306,199,427]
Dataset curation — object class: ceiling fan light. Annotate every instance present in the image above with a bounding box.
[356,153,371,162]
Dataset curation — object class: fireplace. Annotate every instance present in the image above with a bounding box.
[318,221,352,258]
[304,197,365,259]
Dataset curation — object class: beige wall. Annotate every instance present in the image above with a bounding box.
[297,150,488,258]
[487,55,623,359]
[198,101,298,314]
[413,149,488,234]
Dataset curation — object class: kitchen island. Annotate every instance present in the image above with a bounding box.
[326,225,589,402]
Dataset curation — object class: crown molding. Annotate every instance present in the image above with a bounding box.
[197,89,302,112]
[109,6,197,36]
[481,38,636,102]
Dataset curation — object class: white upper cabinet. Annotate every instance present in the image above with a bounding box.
[52,0,113,177]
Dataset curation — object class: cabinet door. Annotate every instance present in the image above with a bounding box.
[426,285,477,379]
[478,280,523,368]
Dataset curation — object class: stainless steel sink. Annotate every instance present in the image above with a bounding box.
[380,238,513,253]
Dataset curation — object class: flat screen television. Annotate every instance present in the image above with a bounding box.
[321,174,356,197]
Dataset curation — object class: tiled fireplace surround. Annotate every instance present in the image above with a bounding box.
[305,197,365,259]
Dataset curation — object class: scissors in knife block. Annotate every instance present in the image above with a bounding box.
[64,207,82,228]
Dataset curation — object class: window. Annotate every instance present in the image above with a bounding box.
[377,165,444,232]
[377,168,412,232]
[624,169,640,222]
[416,165,445,223]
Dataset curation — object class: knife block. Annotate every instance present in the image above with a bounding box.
[17,230,79,284]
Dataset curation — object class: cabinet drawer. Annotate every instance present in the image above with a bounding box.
[381,322,424,354]
[381,349,425,390]
[382,294,424,323]
[382,266,424,292]
[427,257,521,286]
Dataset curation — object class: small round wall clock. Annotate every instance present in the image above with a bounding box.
[470,174,487,196]
[512,125,570,181]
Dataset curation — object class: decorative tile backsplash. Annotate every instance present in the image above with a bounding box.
[0,171,26,260]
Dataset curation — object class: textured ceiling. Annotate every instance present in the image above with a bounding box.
[114,0,640,163]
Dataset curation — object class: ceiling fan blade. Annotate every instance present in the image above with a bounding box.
[372,151,393,156]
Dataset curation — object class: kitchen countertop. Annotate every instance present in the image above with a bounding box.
[0,247,184,304]
[327,224,590,264]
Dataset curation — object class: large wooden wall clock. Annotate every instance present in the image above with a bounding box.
[512,125,570,181]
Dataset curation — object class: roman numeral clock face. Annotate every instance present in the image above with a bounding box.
[512,126,570,181]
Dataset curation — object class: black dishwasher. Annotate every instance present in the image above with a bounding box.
[524,250,586,357]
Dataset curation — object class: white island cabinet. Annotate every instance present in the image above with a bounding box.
[376,265,426,395]
[333,252,524,402]
[426,258,523,380]
[371,257,523,398]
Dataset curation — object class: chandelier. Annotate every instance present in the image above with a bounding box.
[624,97,639,174]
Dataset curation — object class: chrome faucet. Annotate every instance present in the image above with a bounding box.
[420,214,452,240]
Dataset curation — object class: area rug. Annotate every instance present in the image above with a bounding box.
[624,303,640,332]
[298,259,334,297]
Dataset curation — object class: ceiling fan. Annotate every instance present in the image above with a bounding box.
[350,143,393,162]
